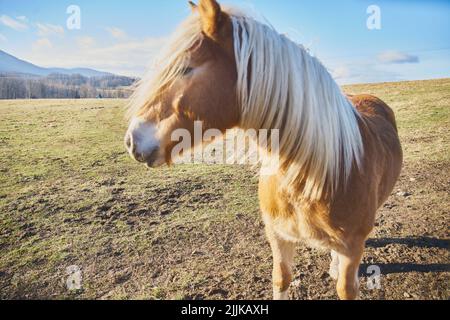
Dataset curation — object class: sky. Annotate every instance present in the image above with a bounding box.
[0,0,449,84]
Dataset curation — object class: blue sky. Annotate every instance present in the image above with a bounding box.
[0,0,449,83]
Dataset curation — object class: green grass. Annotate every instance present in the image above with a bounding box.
[0,98,260,299]
[0,78,449,299]
[344,79,450,162]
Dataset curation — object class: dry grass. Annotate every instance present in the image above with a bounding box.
[0,79,448,300]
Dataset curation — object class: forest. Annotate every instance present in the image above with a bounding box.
[0,73,137,99]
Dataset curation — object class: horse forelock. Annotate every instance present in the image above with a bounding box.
[126,12,203,121]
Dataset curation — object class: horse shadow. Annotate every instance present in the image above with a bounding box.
[358,237,450,277]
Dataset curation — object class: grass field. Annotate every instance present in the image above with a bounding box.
[0,79,449,300]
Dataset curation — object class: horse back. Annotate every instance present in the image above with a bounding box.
[348,94,403,208]
[348,94,398,132]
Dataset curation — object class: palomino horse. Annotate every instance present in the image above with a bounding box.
[125,0,403,300]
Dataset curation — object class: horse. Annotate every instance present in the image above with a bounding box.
[124,0,403,300]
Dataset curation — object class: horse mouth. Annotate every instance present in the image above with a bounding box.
[128,146,161,168]
[143,148,161,168]
[145,160,158,168]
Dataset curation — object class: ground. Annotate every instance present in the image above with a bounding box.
[0,79,449,300]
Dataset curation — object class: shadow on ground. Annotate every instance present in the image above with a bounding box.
[359,237,450,276]
[366,237,449,249]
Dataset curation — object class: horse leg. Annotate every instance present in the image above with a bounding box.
[265,223,296,300]
[329,250,340,280]
[336,241,365,300]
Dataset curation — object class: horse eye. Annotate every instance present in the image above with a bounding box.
[182,67,194,76]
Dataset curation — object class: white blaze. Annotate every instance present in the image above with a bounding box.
[127,117,159,156]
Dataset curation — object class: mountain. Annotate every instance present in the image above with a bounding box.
[0,50,137,99]
[0,50,114,78]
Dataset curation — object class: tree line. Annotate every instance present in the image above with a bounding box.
[0,73,137,99]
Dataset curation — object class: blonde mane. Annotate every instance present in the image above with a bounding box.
[128,7,364,201]
[231,12,363,201]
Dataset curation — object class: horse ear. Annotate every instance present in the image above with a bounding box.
[198,0,223,39]
[188,1,198,12]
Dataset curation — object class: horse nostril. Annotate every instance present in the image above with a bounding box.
[125,134,134,153]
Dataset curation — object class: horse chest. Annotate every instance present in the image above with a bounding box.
[260,190,331,247]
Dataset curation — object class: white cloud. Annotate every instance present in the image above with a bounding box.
[105,27,127,40]
[0,15,28,31]
[23,36,167,77]
[36,23,65,37]
[0,33,7,42]
[332,66,352,80]
[77,36,96,48]
[32,38,53,51]
[16,16,28,23]
[378,51,419,64]
[324,57,405,85]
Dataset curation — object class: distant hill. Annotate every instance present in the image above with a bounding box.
[0,50,114,78]
[0,50,137,99]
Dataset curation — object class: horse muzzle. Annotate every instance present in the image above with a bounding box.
[124,117,162,168]
[125,135,160,167]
